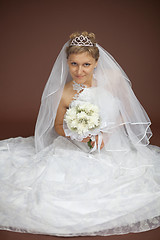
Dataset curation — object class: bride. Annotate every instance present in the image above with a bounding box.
[0,31,160,237]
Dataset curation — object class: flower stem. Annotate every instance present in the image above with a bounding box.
[87,139,93,149]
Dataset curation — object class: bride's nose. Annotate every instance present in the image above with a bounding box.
[77,66,83,75]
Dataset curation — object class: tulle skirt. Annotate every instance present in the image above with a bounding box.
[0,135,160,236]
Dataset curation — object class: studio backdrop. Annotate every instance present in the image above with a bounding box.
[0,0,159,144]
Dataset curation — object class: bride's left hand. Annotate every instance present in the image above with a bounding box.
[90,135,104,149]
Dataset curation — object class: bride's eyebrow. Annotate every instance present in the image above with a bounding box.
[69,60,77,63]
[69,59,92,64]
[74,60,92,63]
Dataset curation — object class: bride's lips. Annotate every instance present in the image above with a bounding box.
[76,75,85,78]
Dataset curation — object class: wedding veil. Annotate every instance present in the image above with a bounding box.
[34,42,152,152]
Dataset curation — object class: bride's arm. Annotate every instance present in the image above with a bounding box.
[54,94,68,137]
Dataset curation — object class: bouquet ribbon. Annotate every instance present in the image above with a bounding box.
[89,132,103,153]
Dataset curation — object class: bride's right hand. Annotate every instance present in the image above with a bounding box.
[82,137,91,143]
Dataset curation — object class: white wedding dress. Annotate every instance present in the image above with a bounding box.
[0,87,160,236]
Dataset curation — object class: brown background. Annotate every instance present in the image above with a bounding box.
[0,0,160,239]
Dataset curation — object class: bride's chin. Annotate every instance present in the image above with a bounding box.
[74,76,93,84]
[74,78,86,84]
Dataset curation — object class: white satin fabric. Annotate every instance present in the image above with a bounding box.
[0,87,160,236]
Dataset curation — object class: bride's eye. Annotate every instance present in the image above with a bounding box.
[84,63,91,67]
[71,62,77,66]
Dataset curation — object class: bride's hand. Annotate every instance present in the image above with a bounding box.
[82,137,91,143]
[90,135,104,149]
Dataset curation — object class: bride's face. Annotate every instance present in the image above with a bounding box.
[67,52,97,85]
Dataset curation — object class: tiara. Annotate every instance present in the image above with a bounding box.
[70,35,94,47]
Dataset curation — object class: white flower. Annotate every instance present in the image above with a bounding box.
[64,102,100,136]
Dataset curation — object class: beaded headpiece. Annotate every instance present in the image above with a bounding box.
[70,35,94,47]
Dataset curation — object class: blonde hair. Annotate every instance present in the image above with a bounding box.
[66,31,99,61]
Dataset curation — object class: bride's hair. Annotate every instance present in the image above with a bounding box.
[66,31,99,61]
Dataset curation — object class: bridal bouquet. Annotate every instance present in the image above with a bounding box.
[64,102,100,147]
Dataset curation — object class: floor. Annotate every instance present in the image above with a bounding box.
[0,227,160,240]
